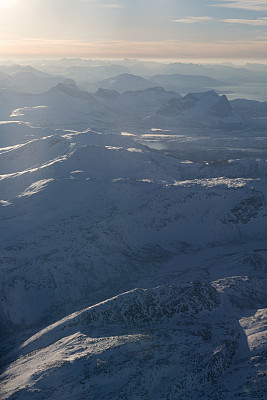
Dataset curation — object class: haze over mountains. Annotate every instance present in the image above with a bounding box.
[2,58,267,100]
[0,59,266,399]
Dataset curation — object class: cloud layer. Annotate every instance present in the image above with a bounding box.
[1,38,267,60]
[173,15,267,26]
[173,17,214,24]
[223,17,267,25]
[214,0,267,12]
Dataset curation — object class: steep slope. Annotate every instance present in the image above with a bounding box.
[1,280,266,399]
[157,90,238,122]
[0,283,239,400]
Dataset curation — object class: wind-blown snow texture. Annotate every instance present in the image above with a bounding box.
[0,72,266,399]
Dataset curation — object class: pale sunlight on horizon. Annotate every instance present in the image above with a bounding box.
[0,0,267,61]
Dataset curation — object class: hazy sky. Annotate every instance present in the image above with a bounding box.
[0,0,267,60]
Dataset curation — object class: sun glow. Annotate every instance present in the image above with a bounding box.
[0,0,18,9]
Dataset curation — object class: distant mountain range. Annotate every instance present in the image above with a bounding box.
[2,61,267,100]
[0,81,247,131]
[81,72,224,94]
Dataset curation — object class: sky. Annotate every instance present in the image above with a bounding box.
[0,0,267,61]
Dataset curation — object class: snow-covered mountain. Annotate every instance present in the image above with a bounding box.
[81,71,227,96]
[0,283,239,399]
[9,58,267,100]
[2,83,248,132]
[2,284,266,399]
[0,65,74,94]
[94,86,182,122]
[1,125,266,324]
[1,82,117,130]
[83,73,157,93]
[155,90,242,126]
[0,64,267,399]
[231,98,267,118]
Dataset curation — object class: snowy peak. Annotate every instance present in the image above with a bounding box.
[184,90,219,101]
[11,65,50,79]
[48,81,94,100]
[95,87,120,99]
[210,94,233,118]
[157,90,235,121]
